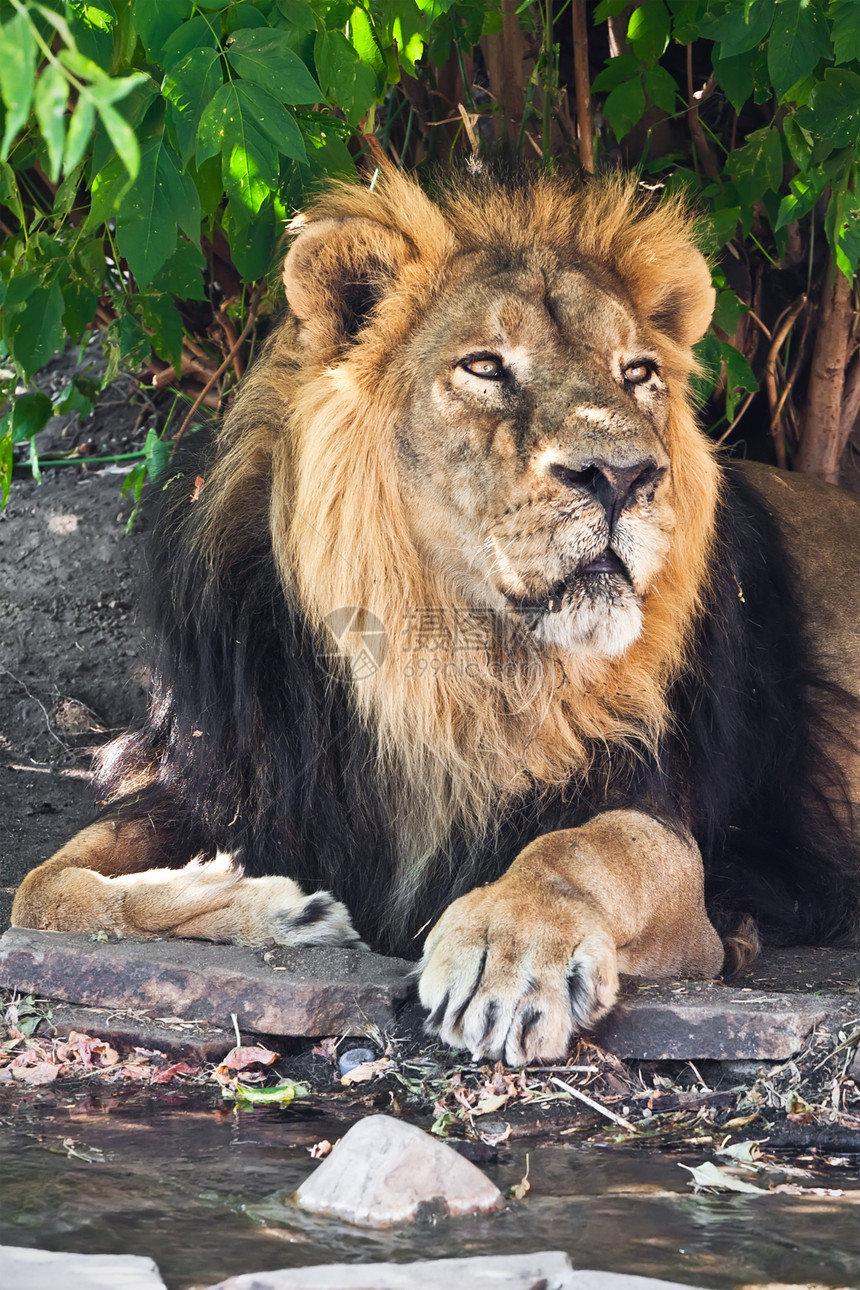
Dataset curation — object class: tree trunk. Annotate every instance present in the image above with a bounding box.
[796,257,854,484]
[481,0,528,147]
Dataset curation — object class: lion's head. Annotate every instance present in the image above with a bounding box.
[207,168,719,877]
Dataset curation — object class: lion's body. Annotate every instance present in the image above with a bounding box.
[13,169,860,1063]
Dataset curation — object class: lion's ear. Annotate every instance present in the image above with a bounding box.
[283,216,414,351]
[639,243,715,347]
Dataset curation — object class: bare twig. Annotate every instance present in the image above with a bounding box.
[686,49,720,182]
[765,295,806,470]
[551,1075,634,1128]
[171,285,263,451]
[715,389,757,446]
[457,103,480,155]
[571,0,594,172]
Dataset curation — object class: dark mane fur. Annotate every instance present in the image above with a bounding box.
[97,430,860,958]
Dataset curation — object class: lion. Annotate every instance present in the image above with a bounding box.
[12,167,860,1066]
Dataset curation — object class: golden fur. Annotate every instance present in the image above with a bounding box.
[248,170,719,893]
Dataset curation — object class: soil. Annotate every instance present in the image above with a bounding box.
[0,349,151,932]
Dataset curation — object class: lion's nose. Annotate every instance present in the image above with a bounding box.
[549,458,665,527]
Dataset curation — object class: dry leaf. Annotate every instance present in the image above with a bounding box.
[679,1162,765,1195]
[55,1031,119,1069]
[150,1061,199,1084]
[11,1061,58,1086]
[309,1139,333,1159]
[340,1057,394,1085]
[217,1045,278,1075]
[475,1092,509,1115]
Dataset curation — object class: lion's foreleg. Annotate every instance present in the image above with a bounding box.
[418,809,723,1065]
[12,821,365,949]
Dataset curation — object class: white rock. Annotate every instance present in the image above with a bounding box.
[0,1245,166,1290]
[294,1114,504,1226]
[204,1254,715,1290]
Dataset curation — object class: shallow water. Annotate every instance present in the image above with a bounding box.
[2,1094,860,1290]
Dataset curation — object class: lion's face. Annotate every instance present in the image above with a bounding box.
[396,256,674,658]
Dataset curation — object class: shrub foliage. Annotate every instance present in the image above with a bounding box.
[2,0,860,498]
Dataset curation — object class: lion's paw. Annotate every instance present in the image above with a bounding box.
[270,890,367,949]
[417,884,619,1066]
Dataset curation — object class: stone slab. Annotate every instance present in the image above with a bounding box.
[295,1114,504,1226]
[205,1255,712,1290]
[0,928,412,1037]
[598,979,840,1060]
[0,1245,166,1290]
[42,1003,231,1061]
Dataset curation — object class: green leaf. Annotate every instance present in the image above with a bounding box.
[143,424,171,481]
[591,54,640,93]
[119,311,152,368]
[348,5,384,73]
[54,376,97,417]
[783,116,813,168]
[712,46,758,114]
[116,134,201,286]
[224,195,278,279]
[227,27,322,104]
[710,0,774,58]
[627,0,670,63]
[198,81,305,223]
[161,14,219,67]
[728,126,783,210]
[61,276,99,339]
[775,169,828,228]
[0,160,25,226]
[796,67,860,150]
[0,10,37,159]
[642,64,677,113]
[314,27,377,126]
[0,430,11,506]
[712,288,747,334]
[164,47,223,163]
[137,291,184,368]
[767,0,832,102]
[831,0,860,65]
[150,238,206,300]
[594,0,631,19]
[11,391,52,442]
[88,85,143,180]
[134,0,193,59]
[64,96,96,172]
[603,75,646,141]
[722,339,757,420]
[34,64,69,184]
[4,280,65,380]
[698,205,741,252]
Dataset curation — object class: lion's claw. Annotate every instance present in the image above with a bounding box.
[418,885,619,1065]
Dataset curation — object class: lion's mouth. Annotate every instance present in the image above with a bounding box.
[502,548,632,616]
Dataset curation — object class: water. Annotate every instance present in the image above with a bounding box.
[2,1093,860,1290]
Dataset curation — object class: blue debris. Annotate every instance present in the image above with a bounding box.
[338,1047,376,1076]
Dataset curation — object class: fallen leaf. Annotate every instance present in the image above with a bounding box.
[150,1061,199,1084]
[679,1162,765,1195]
[509,1154,531,1201]
[226,1079,309,1106]
[475,1092,510,1115]
[11,1061,58,1086]
[309,1139,333,1159]
[340,1058,394,1086]
[716,1140,763,1165]
[217,1045,278,1075]
[55,1031,119,1069]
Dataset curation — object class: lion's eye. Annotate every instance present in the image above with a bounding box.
[462,355,505,380]
[623,360,655,385]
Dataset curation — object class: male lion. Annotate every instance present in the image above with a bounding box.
[13,169,860,1065]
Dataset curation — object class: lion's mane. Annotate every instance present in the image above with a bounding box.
[99,168,859,954]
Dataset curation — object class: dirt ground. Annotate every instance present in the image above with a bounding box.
[0,357,150,932]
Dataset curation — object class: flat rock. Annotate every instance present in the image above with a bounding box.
[42,1003,231,1062]
[294,1113,504,1226]
[0,1245,166,1289]
[598,979,840,1060]
[0,928,412,1037]
[205,1254,711,1290]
